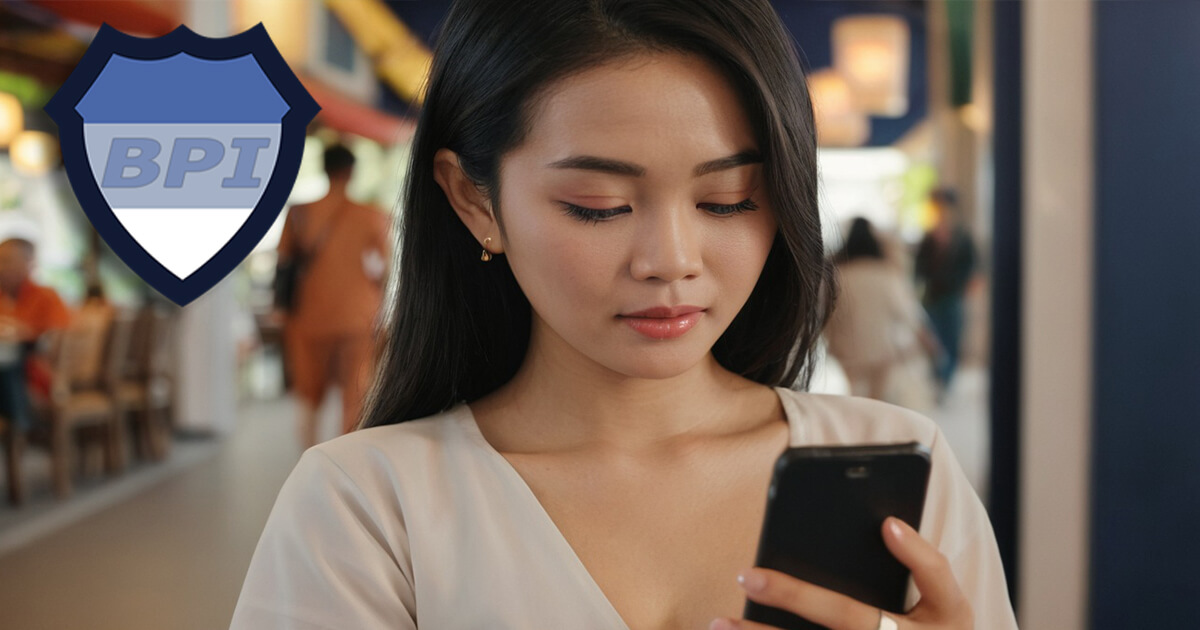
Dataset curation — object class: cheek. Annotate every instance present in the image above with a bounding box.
[500,204,615,313]
[709,211,778,289]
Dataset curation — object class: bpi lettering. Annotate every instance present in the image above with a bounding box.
[102,137,271,189]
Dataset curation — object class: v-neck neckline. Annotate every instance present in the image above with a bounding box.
[453,386,801,629]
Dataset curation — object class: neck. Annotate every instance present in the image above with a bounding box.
[476,319,770,454]
[326,181,349,200]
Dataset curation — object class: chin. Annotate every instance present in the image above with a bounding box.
[599,343,714,381]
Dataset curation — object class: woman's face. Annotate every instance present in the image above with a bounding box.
[496,52,778,379]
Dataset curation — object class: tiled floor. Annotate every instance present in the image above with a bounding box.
[0,397,306,630]
[0,437,221,556]
[0,374,991,630]
[932,365,991,503]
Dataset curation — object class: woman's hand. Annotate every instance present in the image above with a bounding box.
[710,517,973,630]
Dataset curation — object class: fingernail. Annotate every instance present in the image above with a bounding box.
[887,518,904,539]
[737,569,767,593]
[709,619,738,630]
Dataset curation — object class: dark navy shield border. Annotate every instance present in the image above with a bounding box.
[45,24,319,306]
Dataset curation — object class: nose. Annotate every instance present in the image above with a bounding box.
[628,202,703,283]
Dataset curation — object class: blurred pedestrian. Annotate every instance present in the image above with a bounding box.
[825,218,940,409]
[275,145,391,447]
[915,188,978,390]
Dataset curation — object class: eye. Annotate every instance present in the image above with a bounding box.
[698,198,759,216]
[561,202,632,224]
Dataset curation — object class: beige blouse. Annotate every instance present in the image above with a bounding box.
[231,388,1019,629]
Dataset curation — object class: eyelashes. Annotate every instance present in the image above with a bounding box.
[561,198,759,224]
[562,204,631,223]
[700,198,760,216]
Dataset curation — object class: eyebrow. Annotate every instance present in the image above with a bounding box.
[546,149,763,178]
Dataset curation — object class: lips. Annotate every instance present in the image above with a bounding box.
[621,305,705,319]
[617,305,706,340]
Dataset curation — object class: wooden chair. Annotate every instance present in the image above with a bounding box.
[1,339,30,505]
[40,308,120,497]
[113,305,175,462]
[2,416,23,505]
[102,310,134,471]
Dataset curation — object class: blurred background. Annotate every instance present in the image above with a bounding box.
[0,1,1194,629]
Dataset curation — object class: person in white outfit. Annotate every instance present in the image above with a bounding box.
[825,218,941,409]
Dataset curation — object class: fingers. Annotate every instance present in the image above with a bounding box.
[730,567,881,630]
[714,519,973,630]
[881,517,971,621]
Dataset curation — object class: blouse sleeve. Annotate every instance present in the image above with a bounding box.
[911,427,1019,630]
[230,449,417,630]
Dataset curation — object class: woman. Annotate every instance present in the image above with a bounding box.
[825,218,940,410]
[233,1,1016,628]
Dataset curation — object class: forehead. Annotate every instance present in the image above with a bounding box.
[519,52,757,167]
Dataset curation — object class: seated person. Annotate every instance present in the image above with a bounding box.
[0,238,70,431]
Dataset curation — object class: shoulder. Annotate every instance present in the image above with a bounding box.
[774,389,1010,601]
[297,405,476,502]
[775,392,1002,573]
[348,201,389,220]
[312,407,461,473]
[342,202,391,233]
[774,388,938,447]
[259,408,471,548]
[30,283,67,311]
[276,404,502,561]
[285,202,311,219]
[33,282,63,299]
[267,406,483,519]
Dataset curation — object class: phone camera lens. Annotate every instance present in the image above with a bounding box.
[846,466,870,479]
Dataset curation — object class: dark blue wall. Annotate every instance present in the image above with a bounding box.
[988,0,1021,609]
[1092,3,1200,627]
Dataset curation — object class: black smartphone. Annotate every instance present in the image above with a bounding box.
[743,442,932,630]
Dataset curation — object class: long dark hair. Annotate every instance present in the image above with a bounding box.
[361,0,834,428]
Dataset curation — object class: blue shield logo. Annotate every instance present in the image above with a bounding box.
[46,24,319,306]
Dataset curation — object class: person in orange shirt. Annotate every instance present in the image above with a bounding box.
[276,145,391,447]
[0,238,69,431]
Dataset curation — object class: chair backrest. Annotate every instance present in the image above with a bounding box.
[58,302,116,390]
[146,307,176,381]
[132,305,178,412]
[125,307,154,381]
[104,310,136,388]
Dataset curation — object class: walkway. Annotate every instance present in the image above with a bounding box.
[0,398,304,630]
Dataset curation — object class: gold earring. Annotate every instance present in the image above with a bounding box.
[480,237,493,262]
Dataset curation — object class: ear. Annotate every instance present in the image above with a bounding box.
[432,148,504,255]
